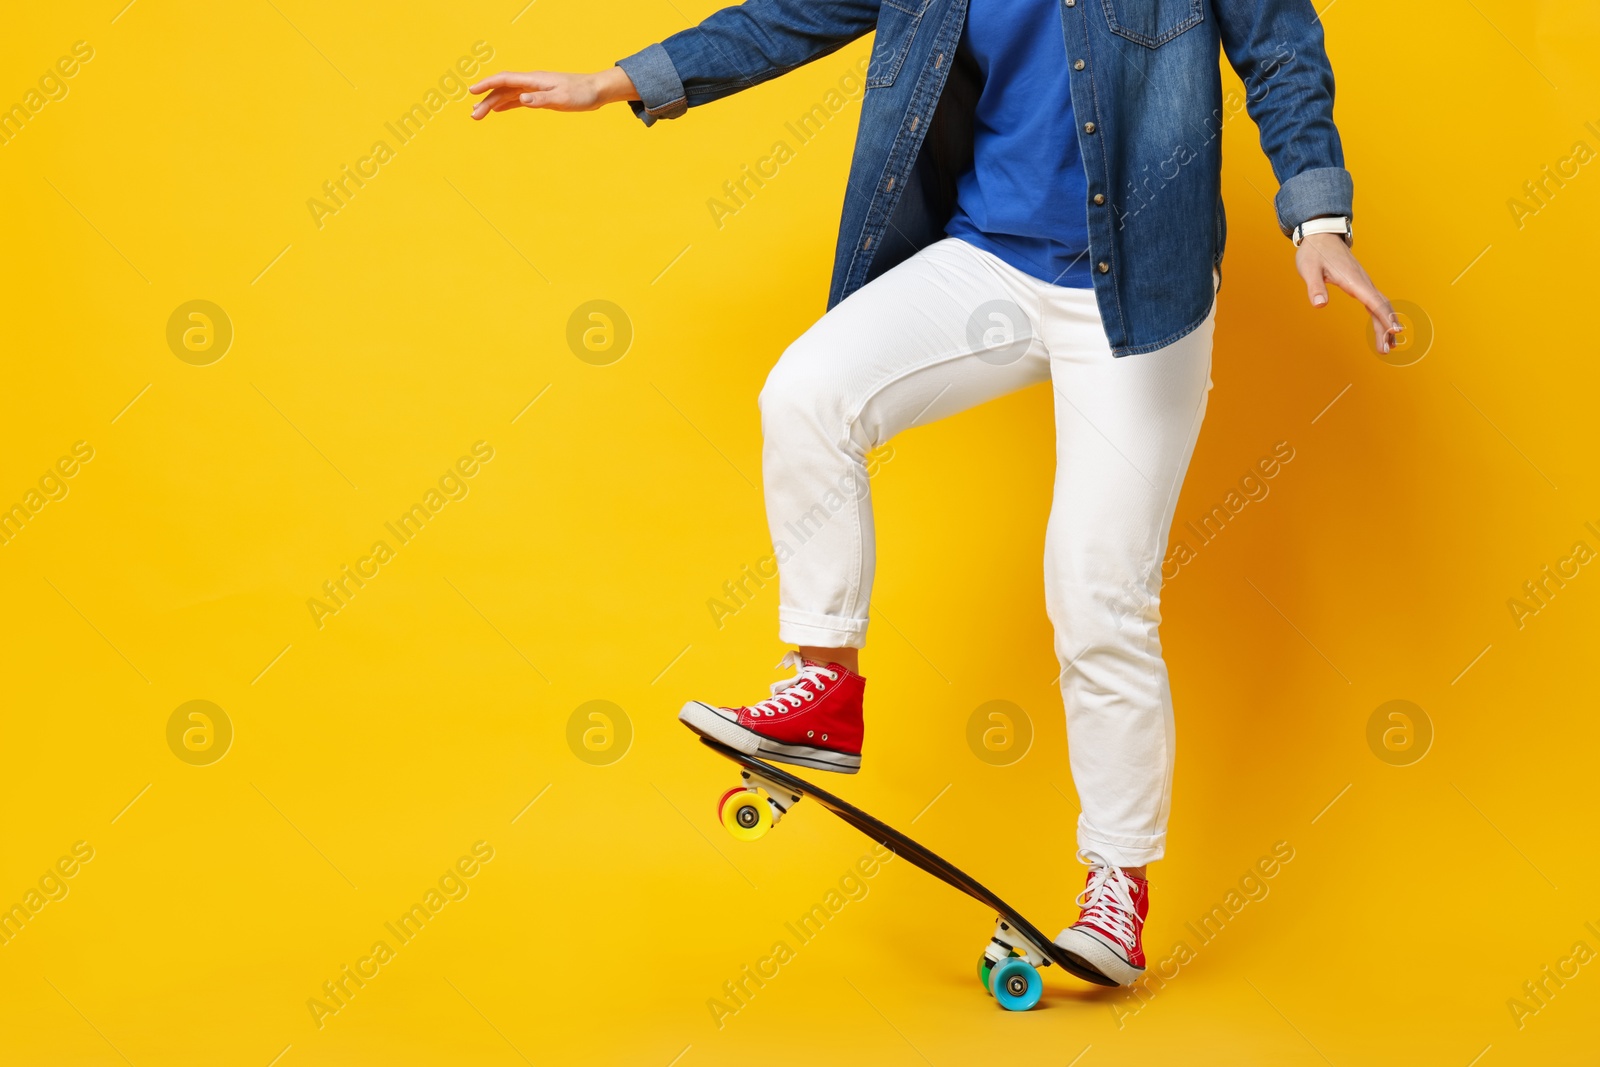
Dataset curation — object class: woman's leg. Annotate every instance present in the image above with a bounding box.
[679,238,1054,773]
[1036,280,1215,987]
[759,237,1052,653]
[1038,289,1216,870]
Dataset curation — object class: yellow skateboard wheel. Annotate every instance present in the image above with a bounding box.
[719,790,772,841]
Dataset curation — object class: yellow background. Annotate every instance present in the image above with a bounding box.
[2,1,1598,1064]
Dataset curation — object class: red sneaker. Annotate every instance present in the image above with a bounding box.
[1053,851,1148,986]
[679,652,864,773]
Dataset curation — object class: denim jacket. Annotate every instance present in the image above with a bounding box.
[618,0,1352,356]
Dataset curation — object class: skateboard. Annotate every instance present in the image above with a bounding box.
[691,731,1118,1010]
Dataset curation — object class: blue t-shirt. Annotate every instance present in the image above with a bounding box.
[945,0,1093,289]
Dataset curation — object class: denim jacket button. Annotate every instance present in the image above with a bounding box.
[1074,59,1086,71]
[1084,121,1097,134]
[1065,0,1076,6]
[1097,261,1110,274]
[1093,193,1106,205]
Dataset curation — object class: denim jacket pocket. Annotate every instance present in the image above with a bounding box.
[1100,0,1204,48]
[868,2,928,88]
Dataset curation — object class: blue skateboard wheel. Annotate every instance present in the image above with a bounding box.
[989,958,1042,1011]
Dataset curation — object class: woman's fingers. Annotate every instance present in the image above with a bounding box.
[1371,310,1397,354]
[468,72,585,117]
[488,89,527,110]
[471,85,549,118]
[471,88,519,119]
[469,71,543,95]
[1297,250,1330,309]
[1329,268,1400,354]
[1296,236,1404,353]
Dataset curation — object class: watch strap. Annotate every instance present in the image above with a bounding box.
[1293,216,1353,246]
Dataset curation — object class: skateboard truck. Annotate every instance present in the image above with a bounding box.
[985,917,1048,969]
[716,768,803,840]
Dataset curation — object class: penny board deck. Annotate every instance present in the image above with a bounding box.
[697,734,1114,986]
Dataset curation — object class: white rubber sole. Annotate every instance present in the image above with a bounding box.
[1053,926,1145,986]
[678,701,862,774]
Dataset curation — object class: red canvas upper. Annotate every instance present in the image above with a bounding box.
[1072,864,1149,968]
[716,657,865,756]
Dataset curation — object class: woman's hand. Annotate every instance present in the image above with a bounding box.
[1296,232,1403,354]
[469,67,639,120]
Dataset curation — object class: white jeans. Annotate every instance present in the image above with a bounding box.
[758,237,1216,866]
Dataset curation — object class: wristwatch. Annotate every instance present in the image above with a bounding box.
[1292,215,1353,246]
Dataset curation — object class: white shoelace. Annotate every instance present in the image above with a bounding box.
[749,651,839,717]
[1075,849,1139,948]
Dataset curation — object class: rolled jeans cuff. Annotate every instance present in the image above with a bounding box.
[778,607,868,650]
[1077,815,1166,868]
[615,43,687,126]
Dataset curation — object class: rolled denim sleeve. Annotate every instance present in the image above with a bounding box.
[1215,0,1354,235]
[615,0,880,127]
[616,43,687,126]
[1275,166,1353,234]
